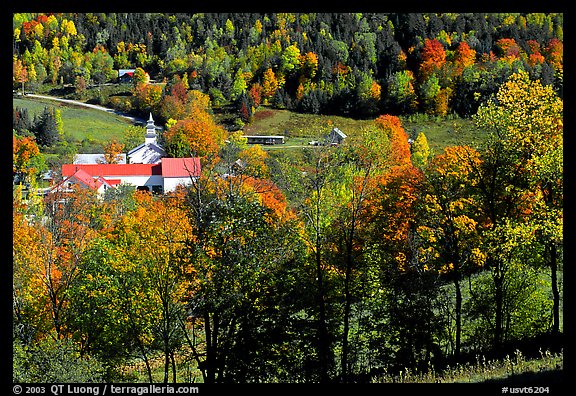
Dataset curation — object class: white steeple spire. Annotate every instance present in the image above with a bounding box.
[145,113,157,145]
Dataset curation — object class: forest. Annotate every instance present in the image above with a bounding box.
[12,13,563,384]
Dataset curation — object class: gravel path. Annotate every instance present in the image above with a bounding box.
[24,93,147,125]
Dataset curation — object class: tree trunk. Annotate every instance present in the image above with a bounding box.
[493,270,504,350]
[341,263,351,383]
[135,336,153,383]
[204,312,215,384]
[550,243,560,335]
[454,276,462,358]
[316,242,330,383]
[341,234,354,383]
[163,339,170,384]
[171,351,177,383]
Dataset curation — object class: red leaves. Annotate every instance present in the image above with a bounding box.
[420,38,446,78]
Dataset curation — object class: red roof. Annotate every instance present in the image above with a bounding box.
[61,158,201,179]
[52,168,109,191]
[161,157,202,177]
[70,168,102,189]
[62,163,161,177]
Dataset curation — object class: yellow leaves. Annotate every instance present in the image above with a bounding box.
[449,200,465,212]
[453,215,477,234]
[470,248,486,267]
[395,252,408,272]
[438,262,454,274]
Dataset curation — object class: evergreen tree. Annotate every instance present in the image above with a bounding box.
[33,106,60,147]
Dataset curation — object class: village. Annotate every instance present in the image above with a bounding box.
[47,110,348,197]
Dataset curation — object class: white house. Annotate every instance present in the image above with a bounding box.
[127,113,167,164]
[73,153,127,164]
[59,157,201,195]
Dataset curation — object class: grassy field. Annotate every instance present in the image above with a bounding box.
[242,106,486,155]
[14,96,486,156]
[375,348,563,384]
[13,97,134,144]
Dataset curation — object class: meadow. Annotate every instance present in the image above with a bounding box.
[13,96,134,145]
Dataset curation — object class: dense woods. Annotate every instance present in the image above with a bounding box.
[13,13,563,121]
[12,13,563,384]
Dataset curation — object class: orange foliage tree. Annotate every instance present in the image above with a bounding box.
[13,186,102,342]
[373,114,412,167]
[102,139,125,164]
[163,111,226,160]
[13,135,43,183]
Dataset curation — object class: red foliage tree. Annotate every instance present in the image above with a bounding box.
[419,38,446,78]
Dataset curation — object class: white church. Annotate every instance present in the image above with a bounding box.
[60,114,201,195]
[126,113,167,164]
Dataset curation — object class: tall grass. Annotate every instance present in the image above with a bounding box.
[374,349,563,383]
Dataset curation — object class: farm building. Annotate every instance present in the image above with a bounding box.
[118,69,136,83]
[244,135,285,145]
[326,127,347,145]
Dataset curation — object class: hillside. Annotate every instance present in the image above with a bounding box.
[13,13,563,123]
[12,12,564,386]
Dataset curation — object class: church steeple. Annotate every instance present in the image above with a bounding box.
[145,113,157,145]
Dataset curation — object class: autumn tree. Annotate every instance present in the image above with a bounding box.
[362,161,435,371]
[133,82,163,115]
[467,70,562,349]
[261,68,279,103]
[133,66,150,85]
[163,115,226,160]
[410,131,430,169]
[416,145,484,357]
[473,70,563,339]
[419,38,446,80]
[453,41,477,73]
[68,189,195,383]
[14,185,102,345]
[373,114,412,167]
[102,139,125,164]
[13,57,28,94]
[13,134,46,185]
[182,168,306,383]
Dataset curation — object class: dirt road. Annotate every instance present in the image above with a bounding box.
[24,93,146,124]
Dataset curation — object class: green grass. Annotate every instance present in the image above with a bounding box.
[401,114,487,155]
[13,97,134,144]
[244,107,374,139]
[243,107,487,155]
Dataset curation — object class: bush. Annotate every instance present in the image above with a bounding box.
[13,336,107,383]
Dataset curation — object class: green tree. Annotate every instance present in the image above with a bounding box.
[13,336,106,383]
[182,170,305,382]
[385,70,418,114]
[121,125,146,152]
